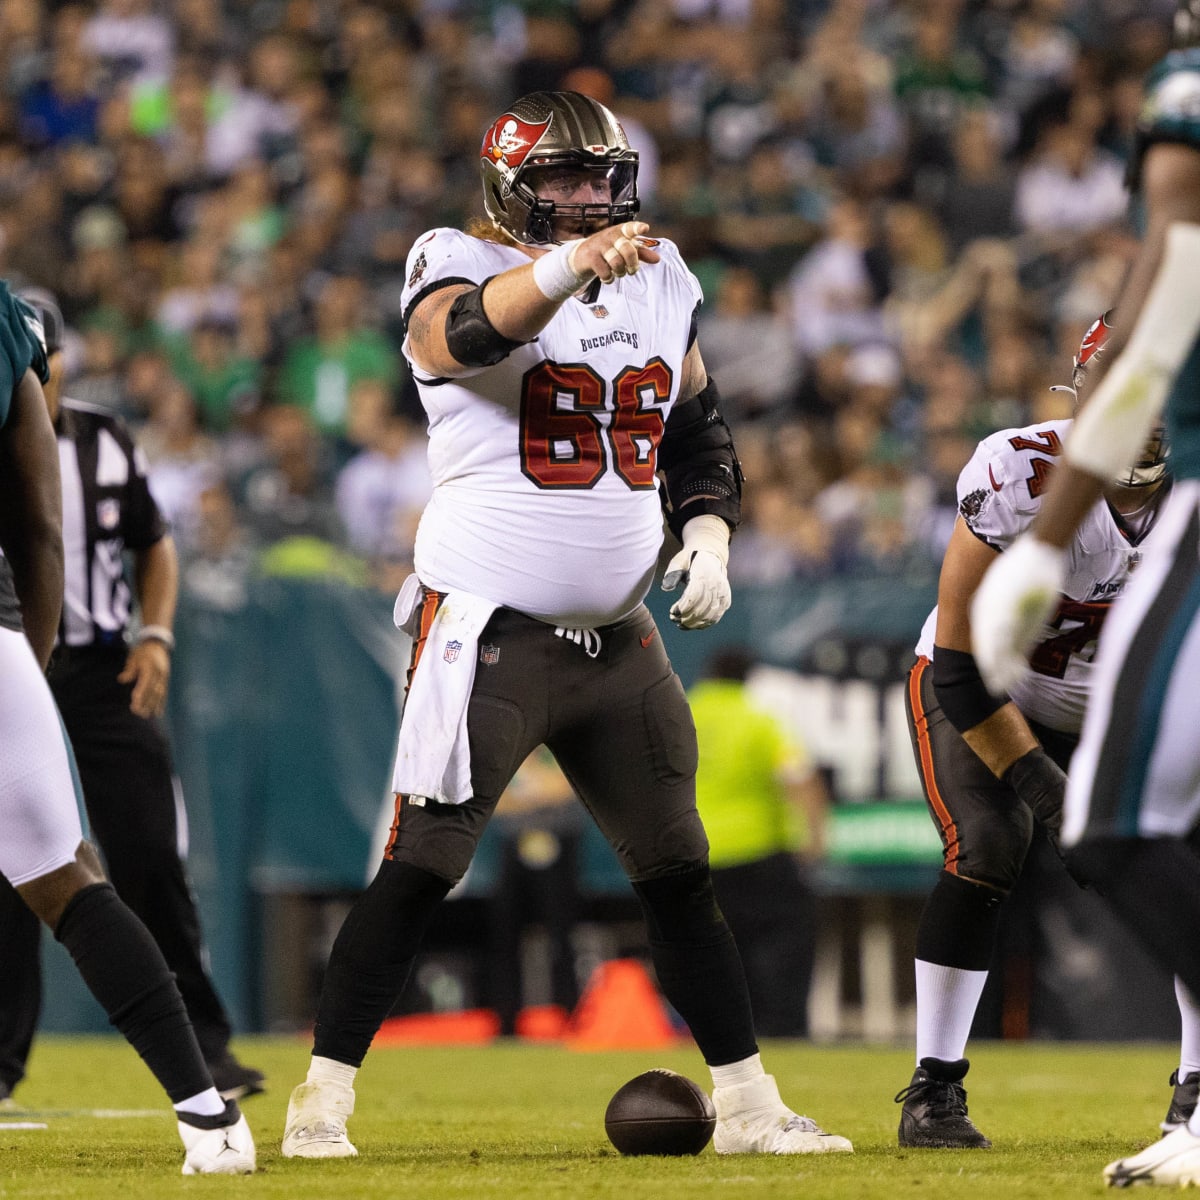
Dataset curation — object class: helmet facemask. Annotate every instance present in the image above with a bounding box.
[517,159,639,244]
[1114,423,1170,489]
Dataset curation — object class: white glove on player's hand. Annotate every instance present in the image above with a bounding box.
[970,534,1066,696]
[662,548,731,629]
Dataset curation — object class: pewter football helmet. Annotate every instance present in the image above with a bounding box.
[479,91,639,245]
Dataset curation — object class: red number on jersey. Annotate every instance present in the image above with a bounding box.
[611,358,670,489]
[1028,597,1111,679]
[519,360,671,490]
[1007,429,1063,500]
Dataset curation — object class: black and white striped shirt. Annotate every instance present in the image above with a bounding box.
[56,399,166,649]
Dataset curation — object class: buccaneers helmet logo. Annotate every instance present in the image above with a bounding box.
[482,114,552,169]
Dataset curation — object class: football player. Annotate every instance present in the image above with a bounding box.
[0,280,254,1173]
[971,2,1200,1182]
[896,314,1188,1149]
[0,289,264,1107]
[282,90,852,1160]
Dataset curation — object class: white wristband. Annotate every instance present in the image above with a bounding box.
[680,514,730,568]
[136,624,175,652]
[531,240,591,303]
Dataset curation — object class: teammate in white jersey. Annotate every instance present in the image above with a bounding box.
[896,314,1184,1150]
[282,90,852,1161]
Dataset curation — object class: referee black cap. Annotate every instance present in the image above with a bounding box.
[17,287,66,356]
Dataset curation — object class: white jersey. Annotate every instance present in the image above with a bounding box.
[916,418,1165,734]
[399,228,702,627]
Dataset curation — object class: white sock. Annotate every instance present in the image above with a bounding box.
[1189,1107,1200,1138]
[710,1053,765,1091]
[914,959,988,1065]
[1177,977,1200,1079]
[174,1087,227,1118]
[307,1055,358,1089]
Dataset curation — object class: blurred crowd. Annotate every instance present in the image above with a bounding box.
[0,0,1171,599]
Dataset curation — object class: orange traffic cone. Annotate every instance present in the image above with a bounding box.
[515,1004,571,1042]
[564,958,683,1050]
[375,1008,500,1044]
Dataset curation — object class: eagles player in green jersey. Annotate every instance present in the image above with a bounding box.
[972,1,1200,1186]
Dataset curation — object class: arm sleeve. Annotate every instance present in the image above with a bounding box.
[657,376,743,541]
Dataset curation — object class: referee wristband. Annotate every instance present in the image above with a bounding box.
[531,240,591,303]
[135,624,175,652]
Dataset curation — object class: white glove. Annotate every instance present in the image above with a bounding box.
[970,534,1066,695]
[662,514,731,630]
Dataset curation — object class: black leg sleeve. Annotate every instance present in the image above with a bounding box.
[632,864,758,1067]
[0,877,42,1093]
[313,860,452,1067]
[54,883,211,1103]
[915,871,1005,971]
[1067,836,1200,1000]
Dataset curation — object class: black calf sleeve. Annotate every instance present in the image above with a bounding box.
[55,883,210,1103]
[915,871,1005,971]
[632,865,758,1066]
[1068,836,1200,1000]
[313,860,452,1066]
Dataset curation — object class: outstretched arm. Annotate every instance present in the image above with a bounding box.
[1035,144,1200,548]
[972,142,1200,694]
[406,222,661,378]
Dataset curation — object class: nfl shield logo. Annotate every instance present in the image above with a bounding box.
[480,643,500,666]
[97,498,120,530]
[443,640,462,663]
[590,304,609,319]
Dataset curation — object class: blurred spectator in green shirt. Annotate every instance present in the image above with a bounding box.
[689,646,830,1037]
[277,274,397,440]
[165,314,261,433]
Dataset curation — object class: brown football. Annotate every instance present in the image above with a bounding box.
[604,1069,717,1156]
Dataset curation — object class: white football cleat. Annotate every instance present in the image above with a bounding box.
[281,1080,358,1159]
[1104,1125,1200,1187]
[712,1074,853,1155]
[178,1103,256,1175]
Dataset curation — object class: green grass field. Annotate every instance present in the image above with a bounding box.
[0,1037,1183,1197]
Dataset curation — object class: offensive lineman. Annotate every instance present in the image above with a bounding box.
[281,90,852,1160]
[895,316,1197,1149]
[972,1,1200,1184]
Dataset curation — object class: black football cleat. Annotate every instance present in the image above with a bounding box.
[1161,1069,1200,1134]
[895,1057,992,1149]
[206,1053,266,1102]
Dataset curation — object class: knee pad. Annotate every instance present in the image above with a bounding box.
[385,797,490,886]
[957,803,1034,892]
[631,862,727,945]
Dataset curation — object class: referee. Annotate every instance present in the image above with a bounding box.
[0,291,263,1105]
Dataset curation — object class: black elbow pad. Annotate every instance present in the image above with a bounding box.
[658,376,743,541]
[444,279,528,368]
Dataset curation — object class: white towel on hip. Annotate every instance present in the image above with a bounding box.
[390,575,498,805]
